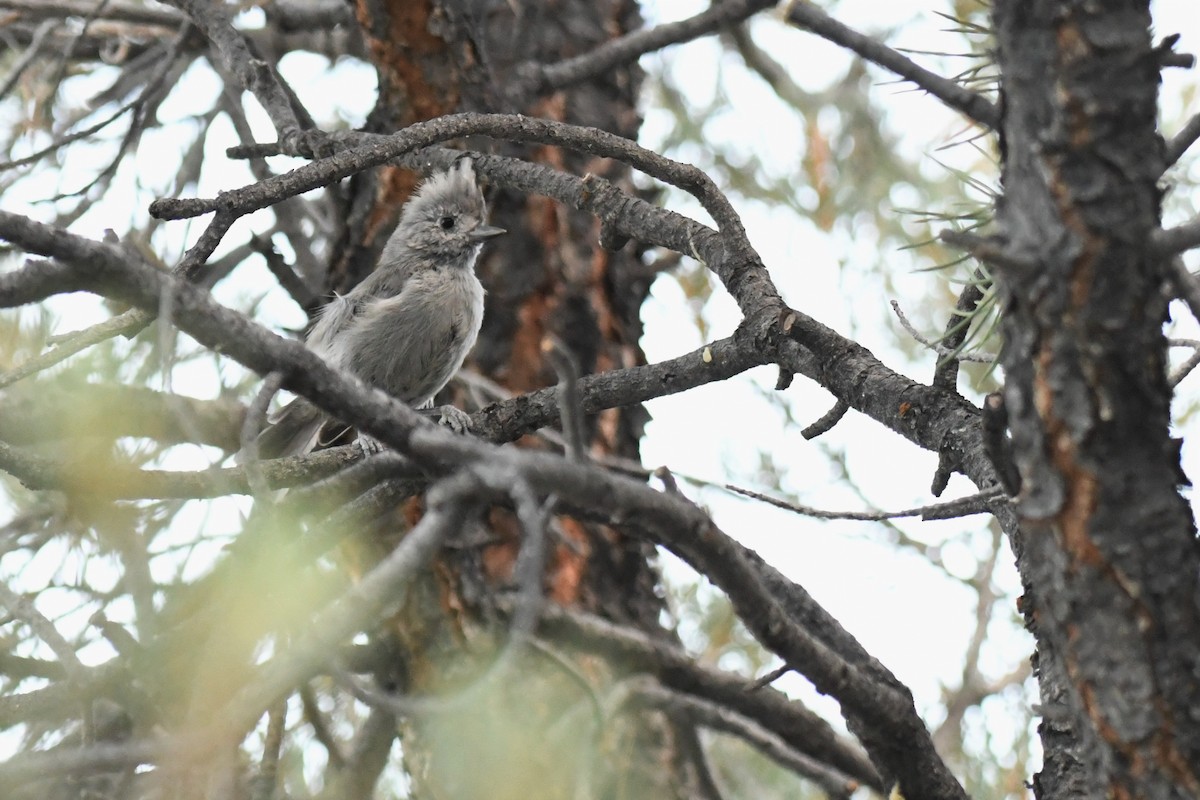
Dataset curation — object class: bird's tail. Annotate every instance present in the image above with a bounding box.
[254,397,328,459]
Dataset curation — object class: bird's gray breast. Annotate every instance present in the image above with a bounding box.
[342,267,484,406]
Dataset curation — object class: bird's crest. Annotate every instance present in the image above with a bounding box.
[402,158,484,222]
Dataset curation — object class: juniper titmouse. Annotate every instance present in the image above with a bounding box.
[259,158,504,457]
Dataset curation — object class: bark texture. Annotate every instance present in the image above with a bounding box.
[340,1,678,796]
[992,2,1200,797]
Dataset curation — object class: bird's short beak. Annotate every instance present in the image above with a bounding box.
[469,225,506,241]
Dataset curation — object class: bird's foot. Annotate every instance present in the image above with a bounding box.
[435,405,473,434]
[354,434,386,456]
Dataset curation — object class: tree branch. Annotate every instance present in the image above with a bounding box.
[0,383,245,450]
[784,0,1000,128]
[161,0,307,144]
[0,0,183,26]
[517,0,779,94]
[631,681,861,798]
[537,606,882,791]
[1165,112,1200,168]
[1155,216,1200,256]
[0,209,966,799]
[157,113,776,318]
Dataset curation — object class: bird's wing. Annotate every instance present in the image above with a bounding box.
[305,293,360,360]
[306,266,414,361]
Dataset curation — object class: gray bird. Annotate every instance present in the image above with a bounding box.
[258,158,504,457]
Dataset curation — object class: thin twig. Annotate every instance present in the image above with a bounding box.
[930,273,988,494]
[932,272,988,385]
[0,19,57,103]
[242,372,285,500]
[724,24,812,111]
[0,85,155,172]
[1169,339,1200,388]
[890,300,996,362]
[541,335,587,461]
[1167,256,1200,329]
[0,582,88,684]
[0,305,146,389]
[509,482,552,637]
[784,0,999,127]
[629,678,861,799]
[939,229,1037,274]
[250,235,316,309]
[251,701,286,800]
[1165,112,1200,168]
[801,398,850,440]
[724,484,1008,521]
[745,663,792,691]
[299,683,345,769]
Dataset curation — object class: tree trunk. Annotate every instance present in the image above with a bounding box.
[339,1,687,796]
[991,2,1200,797]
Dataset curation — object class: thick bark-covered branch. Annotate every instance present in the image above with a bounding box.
[0,337,766,499]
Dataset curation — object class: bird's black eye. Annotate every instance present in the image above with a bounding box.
[439,215,455,230]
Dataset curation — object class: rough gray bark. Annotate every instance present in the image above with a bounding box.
[991,1,1200,797]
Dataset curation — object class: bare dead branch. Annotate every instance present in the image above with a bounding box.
[0,336,767,500]
[724,484,1008,521]
[889,299,996,363]
[1156,216,1200,256]
[541,335,587,462]
[0,582,88,684]
[1165,112,1200,168]
[171,113,788,343]
[537,606,883,792]
[633,681,861,799]
[0,308,142,389]
[745,663,792,691]
[800,398,850,439]
[1169,339,1200,387]
[0,0,183,26]
[1167,255,1200,328]
[784,0,1000,127]
[518,0,779,95]
[160,0,307,142]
